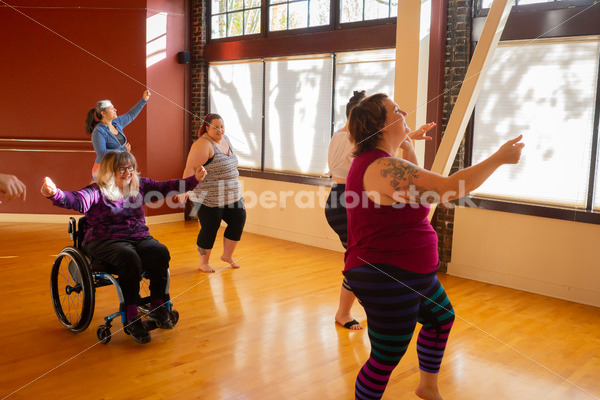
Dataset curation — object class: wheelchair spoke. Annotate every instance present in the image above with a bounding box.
[55,255,87,326]
[57,270,75,286]
[50,246,98,333]
[60,290,82,324]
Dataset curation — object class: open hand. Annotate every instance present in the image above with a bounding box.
[40,177,57,197]
[493,135,524,165]
[409,122,435,141]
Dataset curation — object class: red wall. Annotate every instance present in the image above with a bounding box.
[145,0,188,216]
[0,0,187,216]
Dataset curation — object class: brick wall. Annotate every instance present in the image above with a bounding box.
[191,0,208,141]
[434,0,472,273]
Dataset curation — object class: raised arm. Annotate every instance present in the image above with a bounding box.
[116,93,149,128]
[41,177,98,213]
[365,135,524,205]
[141,167,207,198]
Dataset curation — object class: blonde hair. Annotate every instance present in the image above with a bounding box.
[95,151,140,201]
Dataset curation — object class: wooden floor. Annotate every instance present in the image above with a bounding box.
[0,220,599,400]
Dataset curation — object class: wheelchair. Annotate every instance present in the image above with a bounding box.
[50,216,179,344]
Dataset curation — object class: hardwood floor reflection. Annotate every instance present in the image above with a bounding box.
[0,220,598,399]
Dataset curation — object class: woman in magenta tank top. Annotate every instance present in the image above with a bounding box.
[343,93,524,400]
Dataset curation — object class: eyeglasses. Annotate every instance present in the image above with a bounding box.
[118,165,135,175]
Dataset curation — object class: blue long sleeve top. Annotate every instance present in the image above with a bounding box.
[91,98,147,163]
[48,175,199,245]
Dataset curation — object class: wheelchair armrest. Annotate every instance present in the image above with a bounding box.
[68,217,77,247]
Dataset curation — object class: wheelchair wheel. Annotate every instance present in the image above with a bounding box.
[170,309,179,327]
[50,247,95,333]
[96,325,112,344]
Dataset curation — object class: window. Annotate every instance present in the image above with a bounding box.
[208,60,264,169]
[269,0,330,31]
[334,49,395,131]
[211,0,262,39]
[471,36,600,209]
[478,0,597,16]
[264,55,333,174]
[340,0,397,23]
[481,0,580,8]
[208,49,396,177]
[209,0,397,39]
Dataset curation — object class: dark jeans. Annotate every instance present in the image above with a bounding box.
[84,237,170,305]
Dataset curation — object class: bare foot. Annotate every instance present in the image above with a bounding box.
[335,315,363,330]
[415,385,443,400]
[198,263,215,273]
[221,256,240,269]
[415,370,443,400]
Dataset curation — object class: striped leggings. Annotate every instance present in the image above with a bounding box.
[343,264,455,400]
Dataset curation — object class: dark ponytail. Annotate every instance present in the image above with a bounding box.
[85,100,112,135]
[346,90,367,118]
[85,108,99,135]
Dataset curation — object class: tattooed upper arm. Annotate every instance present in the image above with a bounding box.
[378,158,439,204]
[380,158,419,191]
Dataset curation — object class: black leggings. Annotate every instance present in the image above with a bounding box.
[325,184,353,292]
[193,200,246,249]
[324,183,348,248]
[84,237,170,305]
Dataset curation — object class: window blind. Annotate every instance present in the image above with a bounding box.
[472,37,600,208]
[264,55,333,175]
[209,60,264,169]
[334,49,396,132]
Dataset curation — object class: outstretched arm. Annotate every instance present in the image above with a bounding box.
[117,93,149,128]
[41,177,97,213]
[367,135,524,204]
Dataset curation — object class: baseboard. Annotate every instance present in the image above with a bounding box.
[448,262,600,308]
[243,222,344,252]
[146,213,185,224]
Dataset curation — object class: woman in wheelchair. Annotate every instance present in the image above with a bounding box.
[41,151,207,344]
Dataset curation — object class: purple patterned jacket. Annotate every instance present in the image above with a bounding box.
[49,176,198,245]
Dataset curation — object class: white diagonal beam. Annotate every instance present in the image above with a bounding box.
[428,0,514,220]
[394,0,432,166]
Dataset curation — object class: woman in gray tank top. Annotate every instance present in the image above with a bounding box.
[179,113,246,273]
